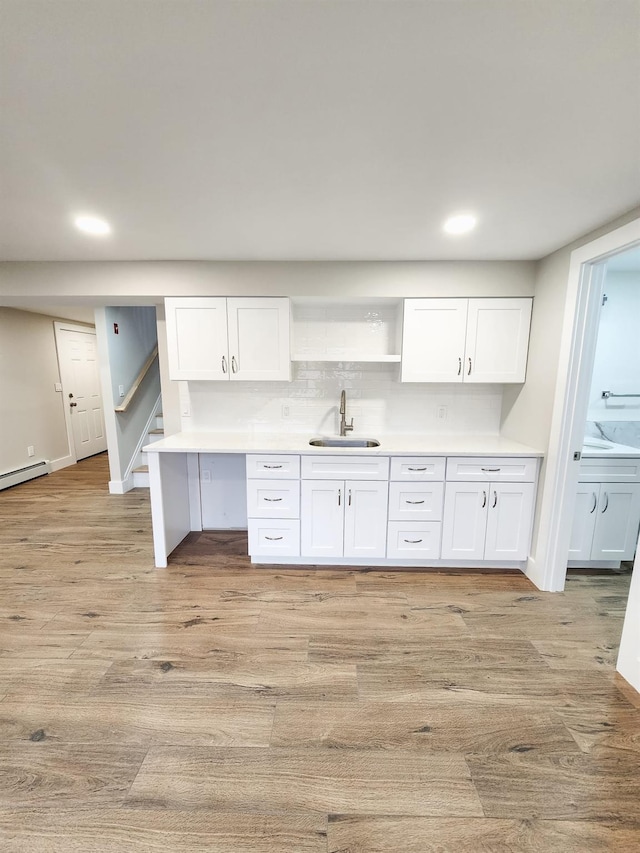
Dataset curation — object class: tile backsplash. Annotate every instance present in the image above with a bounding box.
[185,362,503,435]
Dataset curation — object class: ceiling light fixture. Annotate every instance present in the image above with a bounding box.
[73,214,112,236]
[443,213,477,235]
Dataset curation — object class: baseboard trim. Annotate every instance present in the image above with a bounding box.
[50,454,75,472]
[109,476,134,495]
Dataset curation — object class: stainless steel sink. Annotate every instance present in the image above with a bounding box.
[309,438,380,448]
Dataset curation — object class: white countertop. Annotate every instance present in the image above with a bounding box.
[144,431,545,457]
[582,438,640,458]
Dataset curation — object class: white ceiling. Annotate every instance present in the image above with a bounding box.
[1,0,639,262]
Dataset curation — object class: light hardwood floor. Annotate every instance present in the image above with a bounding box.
[0,453,638,851]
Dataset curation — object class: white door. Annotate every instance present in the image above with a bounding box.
[165,297,229,380]
[568,484,599,560]
[56,326,107,461]
[301,480,344,558]
[343,480,388,558]
[227,297,291,381]
[401,298,468,382]
[465,298,532,383]
[441,482,488,560]
[591,484,640,561]
[484,482,535,561]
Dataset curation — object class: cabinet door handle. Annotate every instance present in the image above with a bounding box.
[601,492,609,513]
[458,357,462,376]
[468,357,472,375]
[264,497,282,502]
[221,355,227,374]
[481,467,500,473]
[404,539,423,544]
[338,489,341,506]
[405,499,425,505]
[482,490,487,508]
[590,493,597,513]
[408,467,427,472]
[265,536,283,541]
[263,465,283,469]
[231,355,238,373]
[492,490,498,508]
[348,489,352,506]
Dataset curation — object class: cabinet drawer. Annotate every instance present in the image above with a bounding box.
[390,457,446,481]
[579,457,640,483]
[301,455,389,480]
[387,522,442,559]
[246,454,300,479]
[388,482,444,522]
[248,519,300,557]
[246,479,300,518]
[446,457,537,483]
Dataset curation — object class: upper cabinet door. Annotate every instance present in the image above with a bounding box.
[401,299,468,382]
[465,298,532,383]
[227,298,291,381]
[165,297,229,380]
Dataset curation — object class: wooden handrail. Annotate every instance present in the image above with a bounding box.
[114,345,159,413]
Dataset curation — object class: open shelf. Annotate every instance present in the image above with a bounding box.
[292,354,401,363]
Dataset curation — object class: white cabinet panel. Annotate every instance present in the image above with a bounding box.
[166,297,290,382]
[246,454,300,479]
[568,485,599,561]
[343,480,388,558]
[578,458,640,483]
[591,484,640,561]
[390,457,446,481]
[465,298,532,383]
[300,480,344,558]
[248,519,300,557]
[301,455,389,481]
[441,483,489,560]
[401,299,468,382]
[387,522,442,558]
[446,457,537,483]
[166,297,228,380]
[388,481,444,522]
[227,297,291,381]
[484,483,535,561]
[246,479,300,519]
[401,297,532,384]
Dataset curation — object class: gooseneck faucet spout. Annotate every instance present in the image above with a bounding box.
[339,390,354,437]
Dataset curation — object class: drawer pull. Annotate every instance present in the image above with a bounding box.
[265,535,284,541]
[264,497,283,502]
[407,467,427,472]
[404,538,423,544]
[405,499,425,504]
[263,464,283,469]
[481,467,501,472]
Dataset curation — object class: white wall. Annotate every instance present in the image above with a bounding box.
[103,306,158,406]
[587,271,640,423]
[0,307,77,474]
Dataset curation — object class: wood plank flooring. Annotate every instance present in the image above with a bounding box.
[0,452,638,851]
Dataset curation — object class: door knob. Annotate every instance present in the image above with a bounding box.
[70,402,78,407]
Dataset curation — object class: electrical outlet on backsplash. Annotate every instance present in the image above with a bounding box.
[185,363,504,435]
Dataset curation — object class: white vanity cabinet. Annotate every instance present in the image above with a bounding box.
[441,458,537,561]
[569,481,640,563]
[165,297,291,381]
[246,454,301,558]
[300,455,389,559]
[401,297,532,383]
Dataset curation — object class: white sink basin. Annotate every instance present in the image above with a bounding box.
[583,438,614,450]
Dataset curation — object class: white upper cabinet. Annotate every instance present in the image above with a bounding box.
[401,297,532,383]
[165,297,291,381]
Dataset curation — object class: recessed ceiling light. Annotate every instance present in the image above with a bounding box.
[443,213,477,235]
[73,214,112,236]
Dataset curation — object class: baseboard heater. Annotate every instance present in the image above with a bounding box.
[0,460,52,491]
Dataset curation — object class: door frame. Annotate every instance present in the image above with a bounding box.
[53,320,100,465]
[536,218,640,592]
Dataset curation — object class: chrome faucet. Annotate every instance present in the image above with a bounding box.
[339,390,354,436]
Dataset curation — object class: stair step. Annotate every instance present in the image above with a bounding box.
[132,465,150,489]
[133,465,149,473]
[148,428,164,435]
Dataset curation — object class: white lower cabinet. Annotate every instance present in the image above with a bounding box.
[248,519,300,557]
[387,522,441,558]
[301,479,388,559]
[246,455,301,558]
[441,481,535,562]
[569,482,640,562]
